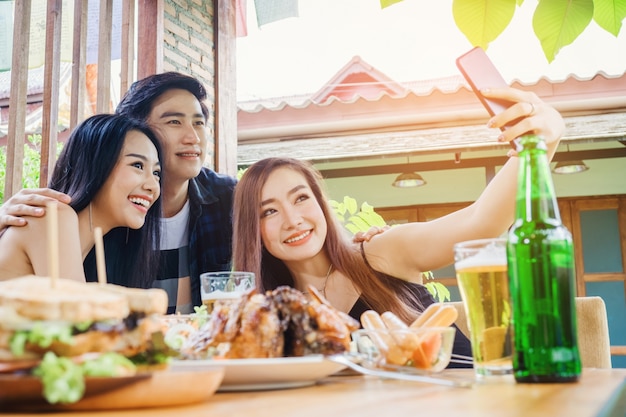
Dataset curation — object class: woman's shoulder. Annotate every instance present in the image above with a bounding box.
[28,202,77,231]
[45,202,78,220]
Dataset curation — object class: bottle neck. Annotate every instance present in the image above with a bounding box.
[515,134,561,222]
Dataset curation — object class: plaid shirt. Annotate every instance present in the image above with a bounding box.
[186,168,238,307]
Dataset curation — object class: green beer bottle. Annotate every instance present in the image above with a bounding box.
[507,134,581,383]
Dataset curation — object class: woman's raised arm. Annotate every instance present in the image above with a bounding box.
[363,87,565,280]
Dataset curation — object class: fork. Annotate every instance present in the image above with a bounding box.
[327,354,474,388]
[450,353,474,365]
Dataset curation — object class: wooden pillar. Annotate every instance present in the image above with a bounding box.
[96,0,113,113]
[136,0,163,79]
[70,0,88,132]
[485,165,495,184]
[4,0,31,200]
[120,0,136,94]
[40,0,63,187]
[215,0,237,176]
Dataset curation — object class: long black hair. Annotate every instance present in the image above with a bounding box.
[49,114,164,288]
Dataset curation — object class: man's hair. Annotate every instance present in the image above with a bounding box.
[116,72,209,121]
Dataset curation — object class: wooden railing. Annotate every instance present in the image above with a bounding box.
[3,0,159,200]
[3,0,236,201]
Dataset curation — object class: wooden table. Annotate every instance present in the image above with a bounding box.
[2,369,625,417]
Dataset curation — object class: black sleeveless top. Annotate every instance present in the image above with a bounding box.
[348,244,473,369]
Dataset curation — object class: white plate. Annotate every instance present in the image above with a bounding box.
[171,355,347,391]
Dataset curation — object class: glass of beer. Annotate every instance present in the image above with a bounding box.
[454,238,512,377]
[200,271,255,313]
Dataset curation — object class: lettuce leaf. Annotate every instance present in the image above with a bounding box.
[32,351,137,404]
[81,352,136,376]
[9,323,73,356]
[33,352,84,404]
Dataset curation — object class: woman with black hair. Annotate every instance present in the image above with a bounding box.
[0,114,163,287]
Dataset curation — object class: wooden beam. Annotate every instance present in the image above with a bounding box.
[120,0,136,94]
[319,148,626,179]
[136,0,163,79]
[70,0,88,131]
[96,0,113,113]
[215,0,237,175]
[4,0,31,201]
[40,0,63,187]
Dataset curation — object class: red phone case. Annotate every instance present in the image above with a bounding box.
[456,47,519,149]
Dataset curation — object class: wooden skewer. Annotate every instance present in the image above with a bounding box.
[94,227,107,285]
[47,201,59,289]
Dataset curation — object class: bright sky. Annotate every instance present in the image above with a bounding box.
[236,0,626,100]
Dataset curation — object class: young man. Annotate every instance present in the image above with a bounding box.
[1,73,237,314]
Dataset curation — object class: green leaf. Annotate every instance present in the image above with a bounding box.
[356,210,387,228]
[9,332,28,356]
[11,323,74,354]
[344,196,358,215]
[425,282,451,303]
[593,0,626,36]
[453,0,517,49]
[347,215,371,232]
[345,223,361,235]
[380,0,405,8]
[81,352,136,377]
[33,352,85,404]
[533,0,594,62]
[360,202,375,213]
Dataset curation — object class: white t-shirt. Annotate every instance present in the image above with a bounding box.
[152,200,193,314]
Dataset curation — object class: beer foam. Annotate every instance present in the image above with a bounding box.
[202,289,246,300]
[455,246,507,270]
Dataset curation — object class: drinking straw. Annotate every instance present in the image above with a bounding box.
[94,226,107,285]
[47,201,59,288]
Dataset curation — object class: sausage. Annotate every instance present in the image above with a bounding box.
[410,303,444,328]
[360,310,409,365]
[361,310,391,352]
[421,305,458,328]
[410,303,458,328]
[381,311,419,351]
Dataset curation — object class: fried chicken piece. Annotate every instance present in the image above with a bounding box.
[270,286,314,356]
[182,290,283,359]
[182,295,246,358]
[270,286,360,356]
[181,286,359,359]
[226,293,283,358]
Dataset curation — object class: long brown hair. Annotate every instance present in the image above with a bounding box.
[233,157,421,323]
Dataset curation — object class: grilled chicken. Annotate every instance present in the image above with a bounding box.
[182,286,359,359]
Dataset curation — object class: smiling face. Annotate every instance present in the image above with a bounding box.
[145,88,208,187]
[259,167,328,264]
[91,130,161,231]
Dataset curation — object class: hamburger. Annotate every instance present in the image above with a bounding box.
[0,276,171,404]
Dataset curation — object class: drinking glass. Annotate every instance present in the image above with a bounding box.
[454,238,512,377]
[200,271,255,313]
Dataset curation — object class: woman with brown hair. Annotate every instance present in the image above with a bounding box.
[232,87,565,365]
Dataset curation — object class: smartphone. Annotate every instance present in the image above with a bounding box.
[456,47,519,149]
